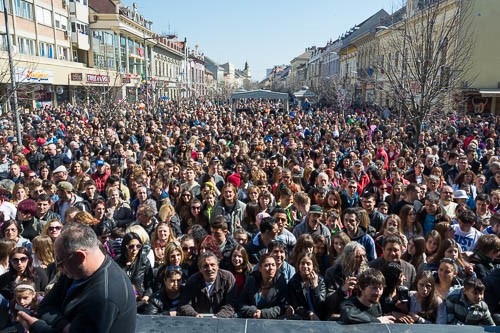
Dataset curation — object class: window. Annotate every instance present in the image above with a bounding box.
[36,6,52,26]
[17,37,36,55]
[54,13,68,30]
[0,35,7,51]
[0,0,4,12]
[72,22,87,34]
[15,0,33,20]
[57,46,69,60]
[39,41,54,58]
[120,35,127,73]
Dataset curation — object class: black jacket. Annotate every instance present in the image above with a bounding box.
[239,271,287,319]
[0,267,48,300]
[115,252,154,298]
[340,296,383,324]
[141,288,181,315]
[220,236,238,270]
[287,272,327,319]
[178,269,236,318]
[30,256,136,333]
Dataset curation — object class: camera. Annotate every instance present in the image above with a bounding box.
[398,286,410,303]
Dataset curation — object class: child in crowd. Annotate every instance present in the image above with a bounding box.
[446,277,495,326]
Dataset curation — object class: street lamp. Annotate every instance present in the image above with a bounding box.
[2,1,22,144]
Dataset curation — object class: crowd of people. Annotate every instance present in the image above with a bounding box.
[0,97,497,327]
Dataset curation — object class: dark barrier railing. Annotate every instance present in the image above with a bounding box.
[136,315,497,333]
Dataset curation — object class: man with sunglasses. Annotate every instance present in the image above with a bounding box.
[18,223,136,333]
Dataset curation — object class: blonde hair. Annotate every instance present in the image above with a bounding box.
[164,241,184,266]
[32,235,54,266]
[125,225,150,244]
[158,203,175,222]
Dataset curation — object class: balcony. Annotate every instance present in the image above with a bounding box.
[72,32,90,51]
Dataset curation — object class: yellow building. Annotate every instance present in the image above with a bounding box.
[0,0,122,110]
[376,0,500,115]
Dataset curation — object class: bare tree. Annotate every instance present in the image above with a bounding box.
[76,69,126,124]
[316,76,347,111]
[379,0,475,138]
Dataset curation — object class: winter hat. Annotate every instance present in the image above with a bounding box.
[227,173,241,188]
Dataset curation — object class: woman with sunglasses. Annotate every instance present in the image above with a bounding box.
[115,232,154,305]
[1,220,32,255]
[0,247,48,302]
[142,266,183,315]
[41,219,63,243]
[175,191,193,230]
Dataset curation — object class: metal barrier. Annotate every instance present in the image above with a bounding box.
[136,315,497,333]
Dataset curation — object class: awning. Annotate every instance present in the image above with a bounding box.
[479,89,500,97]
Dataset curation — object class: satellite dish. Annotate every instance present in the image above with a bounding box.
[56,86,64,95]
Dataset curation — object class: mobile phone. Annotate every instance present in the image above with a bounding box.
[15,303,32,316]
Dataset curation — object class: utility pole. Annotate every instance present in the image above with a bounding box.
[3,2,22,144]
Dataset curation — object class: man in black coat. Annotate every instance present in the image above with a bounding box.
[18,224,136,333]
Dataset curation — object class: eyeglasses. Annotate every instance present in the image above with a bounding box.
[127,244,142,250]
[48,226,62,231]
[11,256,28,264]
[55,252,75,268]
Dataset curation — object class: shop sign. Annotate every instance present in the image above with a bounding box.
[71,73,83,81]
[86,74,110,84]
[15,68,54,83]
[122,77,131,84]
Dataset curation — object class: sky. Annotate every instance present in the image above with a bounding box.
[123,0,402,81]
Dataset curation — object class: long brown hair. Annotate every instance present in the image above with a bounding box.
[414,271,441,323]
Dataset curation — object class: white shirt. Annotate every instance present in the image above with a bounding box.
[0,201,16,221]
[451,224,482,252]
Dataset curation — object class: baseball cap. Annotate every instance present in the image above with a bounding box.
[308,205,323,215]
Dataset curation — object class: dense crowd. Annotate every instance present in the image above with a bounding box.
[0,97,497,327]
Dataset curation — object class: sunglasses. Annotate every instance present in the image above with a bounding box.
[127,244,142,250]
[11,257,28,264]
[182,246,195,251]
[191,206,201,210]
[166,265,182,272]
[48,226,62,231]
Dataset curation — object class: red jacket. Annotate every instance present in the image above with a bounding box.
[91,169,111,194]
